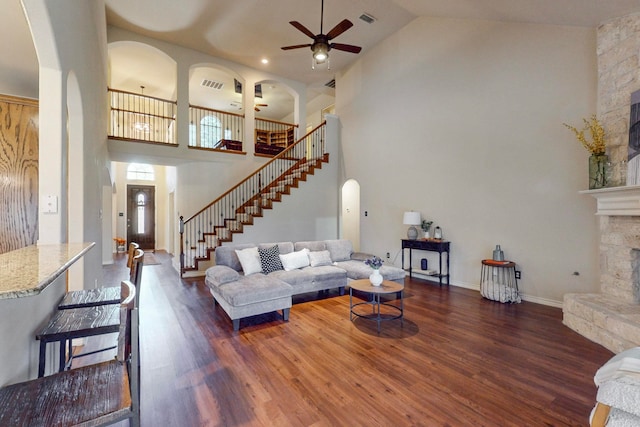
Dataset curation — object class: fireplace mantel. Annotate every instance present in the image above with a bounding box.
[580,185,640,216]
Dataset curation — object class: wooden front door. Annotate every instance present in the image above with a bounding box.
[127,185,155,250]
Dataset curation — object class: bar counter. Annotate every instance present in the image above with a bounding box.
[0,242,95,384]
[0,242,95,300]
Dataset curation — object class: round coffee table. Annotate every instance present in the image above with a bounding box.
[349,279,404,333]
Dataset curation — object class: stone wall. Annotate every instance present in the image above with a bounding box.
[598,14,640,303]
[562,13,640,354]
[599,215,640,302]
[598,13,640,174]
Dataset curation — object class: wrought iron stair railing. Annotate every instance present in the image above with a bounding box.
[179,122,328,275]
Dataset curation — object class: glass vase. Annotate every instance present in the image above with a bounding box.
[589,154,608,189]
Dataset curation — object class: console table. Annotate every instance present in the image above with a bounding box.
[401,239,450,285]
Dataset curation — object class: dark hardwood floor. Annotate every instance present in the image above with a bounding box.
[91,251,613,426]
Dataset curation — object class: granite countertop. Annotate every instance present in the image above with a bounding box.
[0,242,95,300]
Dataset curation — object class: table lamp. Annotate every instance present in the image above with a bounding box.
[403,211,421,240]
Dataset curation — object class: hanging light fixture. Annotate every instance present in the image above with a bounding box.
[313,42,328,62]
[133,85,151,134]
[281,0,361,70]
[311,41,330,69]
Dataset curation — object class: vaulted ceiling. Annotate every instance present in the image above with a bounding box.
[3,0,640,109]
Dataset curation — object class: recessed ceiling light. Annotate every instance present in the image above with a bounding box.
[261,58,269,64]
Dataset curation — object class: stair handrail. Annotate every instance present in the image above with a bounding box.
[179,121,327,274]
[183,121,325,223]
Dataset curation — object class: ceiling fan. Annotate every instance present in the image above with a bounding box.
[281,0,362,68]
[254,103,268,112]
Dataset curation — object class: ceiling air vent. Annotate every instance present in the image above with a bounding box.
[325,79,336,88]
[201,79,224,90]
[359,13,376,24]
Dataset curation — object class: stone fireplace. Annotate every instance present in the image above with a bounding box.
[563,185,640,353]
[563,12,640,354]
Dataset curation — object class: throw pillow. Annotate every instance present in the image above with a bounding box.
[258,245,284,274]
[325,239,353,262]
[308,250,332,267]
[279,248,310,271]
[235,247,262,275]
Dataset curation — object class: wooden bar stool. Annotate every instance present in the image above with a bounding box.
[57,242,139,310]
[0,281,140,426]
[36,250,143,377]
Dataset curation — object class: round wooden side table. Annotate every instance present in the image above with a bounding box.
[349,279,404,333]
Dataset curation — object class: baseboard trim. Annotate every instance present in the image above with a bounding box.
[409,273,563,308]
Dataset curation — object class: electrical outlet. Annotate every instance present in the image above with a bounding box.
[386,252,390,259]
[515,270,521,280]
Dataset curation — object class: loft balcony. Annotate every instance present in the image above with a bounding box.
[107,88,299,164]
[109,88,177,146]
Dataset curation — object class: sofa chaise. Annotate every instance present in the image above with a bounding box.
[205,239,405,330]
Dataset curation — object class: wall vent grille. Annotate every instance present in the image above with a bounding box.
[201,79,224,90]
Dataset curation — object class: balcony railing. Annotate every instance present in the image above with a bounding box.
[108,89,302,156]
[108,88,177,145]
[189,105,245,152]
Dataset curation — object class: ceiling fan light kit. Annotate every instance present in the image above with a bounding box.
[313,42,328,62]
[281,0,362,70]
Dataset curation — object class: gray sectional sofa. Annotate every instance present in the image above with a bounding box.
[205,239,405,330]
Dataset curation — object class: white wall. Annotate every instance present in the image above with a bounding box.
[24,0,108,288]
[337,17,599,305]
[283,93,335,131]
[0,0,109,384]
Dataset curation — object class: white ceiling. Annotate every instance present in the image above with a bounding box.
[4,0,640,116]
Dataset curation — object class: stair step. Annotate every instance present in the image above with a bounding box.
[180,134,330,276]
[236,213,253,223]
[563,293,640,354]
[246,205,261,215]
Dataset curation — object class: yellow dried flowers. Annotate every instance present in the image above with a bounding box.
[563,115,606,155]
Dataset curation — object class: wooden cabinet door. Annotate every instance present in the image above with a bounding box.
[0,95,38,254]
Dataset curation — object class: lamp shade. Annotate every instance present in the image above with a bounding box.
[403,211,421,225]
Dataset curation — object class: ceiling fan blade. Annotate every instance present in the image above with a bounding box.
[289,21,316,39]
[326,19,353,40]
[255,104,268,107]
[281,43,312,50]
[331,43,362,54]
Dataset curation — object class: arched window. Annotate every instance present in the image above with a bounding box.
[127,163,155,181]
[201,115,222,148]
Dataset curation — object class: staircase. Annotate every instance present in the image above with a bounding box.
[179,122,328,276]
